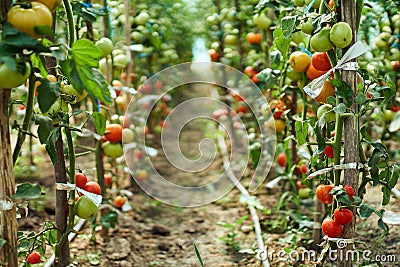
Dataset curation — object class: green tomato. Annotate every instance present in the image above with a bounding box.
[383,110,396,122]
[102,142,124,159]
[310,28,334,52]
[317,104,335,123]
[122,128,135,144]
[135,11,150,25]
[224,34,238,46]
[329,22,352,48]
[301,20,313,35]
[113,54,129,68]
[298,188,312,199]
[291,31,306,44]
[75,196,99,219]
[95,37,114,57]
[287,70,303,81]
[305,0,321,8]
[61,83,88,103]
[253,12,272,30]
[0,61,31,89]
[293,0,305,7]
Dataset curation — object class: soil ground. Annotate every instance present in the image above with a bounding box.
[13,86,400,267]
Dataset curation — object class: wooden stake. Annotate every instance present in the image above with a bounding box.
[0,89,18,267]
[338,1,359,266]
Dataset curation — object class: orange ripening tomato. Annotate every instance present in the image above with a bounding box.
[306,62,328,81]
[208,49,220,61]
[246,32,262,45]
[104,124,123,143]
[313,80,335,103]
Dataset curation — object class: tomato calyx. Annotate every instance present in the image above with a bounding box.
[12,1,33,9]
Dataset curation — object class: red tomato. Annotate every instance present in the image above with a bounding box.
[344,184,355,199]
[334,208,353,225]
[277,153,287,167]
[114,196,126,208]
[75,173,87,189]
[104,173,112,187]
[316,184,334,204]
[104,124,123,143]
[84,181,101,195]
[311,52,332,71]
[322,218,343,238]
[324,145,334,158]
[270,100,287,119]
[27,251,41,264]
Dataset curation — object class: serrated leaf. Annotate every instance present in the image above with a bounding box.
[359,202,375,218]
[92,112,106,135]
[37,80,61,113]
[295,120,308,145]
[62,58,111,105]
[273,28,291,61]
[326,96,336,106]
[333,103,346,114]
[388,111,400,132]
[281,16,297,38]
[14,183,41,199]
[44,228,57,245]
[329,79,353,101]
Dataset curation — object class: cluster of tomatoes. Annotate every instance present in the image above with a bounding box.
[316,183,355,238]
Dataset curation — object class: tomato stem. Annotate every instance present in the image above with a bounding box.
[62,0,75,47]
[12,68,35,164]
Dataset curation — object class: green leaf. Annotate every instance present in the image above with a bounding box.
[356,93,367,105]
[92,112,106,135]
[295,120,308,146]
[0,239,6,250]
[256,68,279,88]
[359,202,375,218]
[329,79,353,101]
[273,28,291,61]
[377,218,389,232]
[44,228,57,245]
[34,26,55,38]
[37,79,61,113]
[314,121,326,154]
[1,23,50,52]
[281,16,297,38]
[62,40,112,105]
[333,103,346,115]
[101,210,118,229]
[192,238,205,267]
[270,50,282,69]
[35,115,53,144]
[47,128,60,164]
[381,186,391,206]
[13,183,42,199]
[30,54,48,78]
